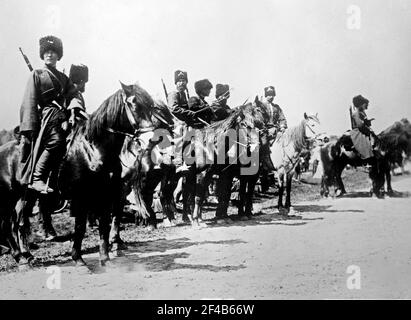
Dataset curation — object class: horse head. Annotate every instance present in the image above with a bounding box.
[303,112,322,144]
[119,81,156,151]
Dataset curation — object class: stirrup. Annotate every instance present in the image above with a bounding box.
[28,181,54,194]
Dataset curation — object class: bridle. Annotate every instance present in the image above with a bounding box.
[106,96,156,141]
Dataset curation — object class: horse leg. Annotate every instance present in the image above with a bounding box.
[14,193,36,267]
[37,194,57,240]
[334,164,346,196]
[245,174,259,218]
[182,170,195,223]
[384,161,393,194]
[284,174,293,213]
[110,174,128,255]
[161,167,177,226]
[277,173,285,214]
[98,212,111,267]
[215,172,234,219]
[192,171,207,227]
[71,199,88,267]
[237,176,247,217]
[0,202,22,264]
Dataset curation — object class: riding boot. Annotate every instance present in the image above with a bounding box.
[29,149,54,194]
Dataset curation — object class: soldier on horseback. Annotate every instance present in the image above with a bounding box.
[168,73,214,172]
[19,36,82,239]
[19,35,81,193]
[261,86,287,138]
[211,84,233,122]
[187,79,215,127]
[67,64,89,126]
[260,86,288,192]
[350,94,377,159]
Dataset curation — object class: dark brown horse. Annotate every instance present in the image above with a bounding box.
[180,102,266,226]
[0,82,156,269]
[108,99,178,252]
[319,120,410,197]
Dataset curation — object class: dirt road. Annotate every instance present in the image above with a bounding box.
[1,174,410,299]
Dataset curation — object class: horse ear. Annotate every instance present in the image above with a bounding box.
[254,95,259,103]
[304,112,308,120]
[119,81,133,97]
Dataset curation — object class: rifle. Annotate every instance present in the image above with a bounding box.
[19,47,33,72]
[161,78,168,100]
[349,106,354,130]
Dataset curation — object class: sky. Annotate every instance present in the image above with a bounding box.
[0,0,410,135]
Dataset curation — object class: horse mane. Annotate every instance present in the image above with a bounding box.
[83,84,154,141]
[203,103,262,144]
[85,90,125,141]
[277,120,307,151]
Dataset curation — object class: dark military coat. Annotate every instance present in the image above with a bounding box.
[187,96,215,127]
[168,91,195,124]
[352,109,372,135]
[262,99,287,131]
[20,65,78,133]
[211,101,232,122]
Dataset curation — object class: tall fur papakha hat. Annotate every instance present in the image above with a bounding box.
[215,84,230,98]
[353,95,369,108]
[264,86,276,97]
[39,35,63,60]
[69,64,89,84]
[174,70,188,83]
[194,79,213,95]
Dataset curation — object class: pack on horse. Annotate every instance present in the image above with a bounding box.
[268,112,321,214]
[0,82,156,269]
[180,102,266,226]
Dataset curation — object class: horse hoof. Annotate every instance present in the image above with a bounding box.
[145,225,156,232]
[75,263,91,274]
[100,260,115,270]
[162,219,176,228]
[18,260,33,272]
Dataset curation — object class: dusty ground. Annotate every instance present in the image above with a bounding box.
[0,168,410,299]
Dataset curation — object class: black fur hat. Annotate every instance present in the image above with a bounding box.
[39,35,63,60]
[264,86,276,97]
[353,95,369,108]
[194,79,213,95]
[215,84,229,98]
[69,64,88,84]
[174,70,188,83]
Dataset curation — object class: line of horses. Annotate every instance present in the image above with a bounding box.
[0,83,408,271]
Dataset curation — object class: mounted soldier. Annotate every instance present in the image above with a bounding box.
[349,94,376,159]
[259,85,288,192]
[19,35,81,239]
[67,63,89,126]
[168,70,192,173]
[187,79,215,127]
[211,83,233,122]
[261,86,287,139]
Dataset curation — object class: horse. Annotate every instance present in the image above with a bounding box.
[180,102,266,226]
[0,82,156,269]
[319,120,410,197]
[269,113,321,214]
[108,99,178,250]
